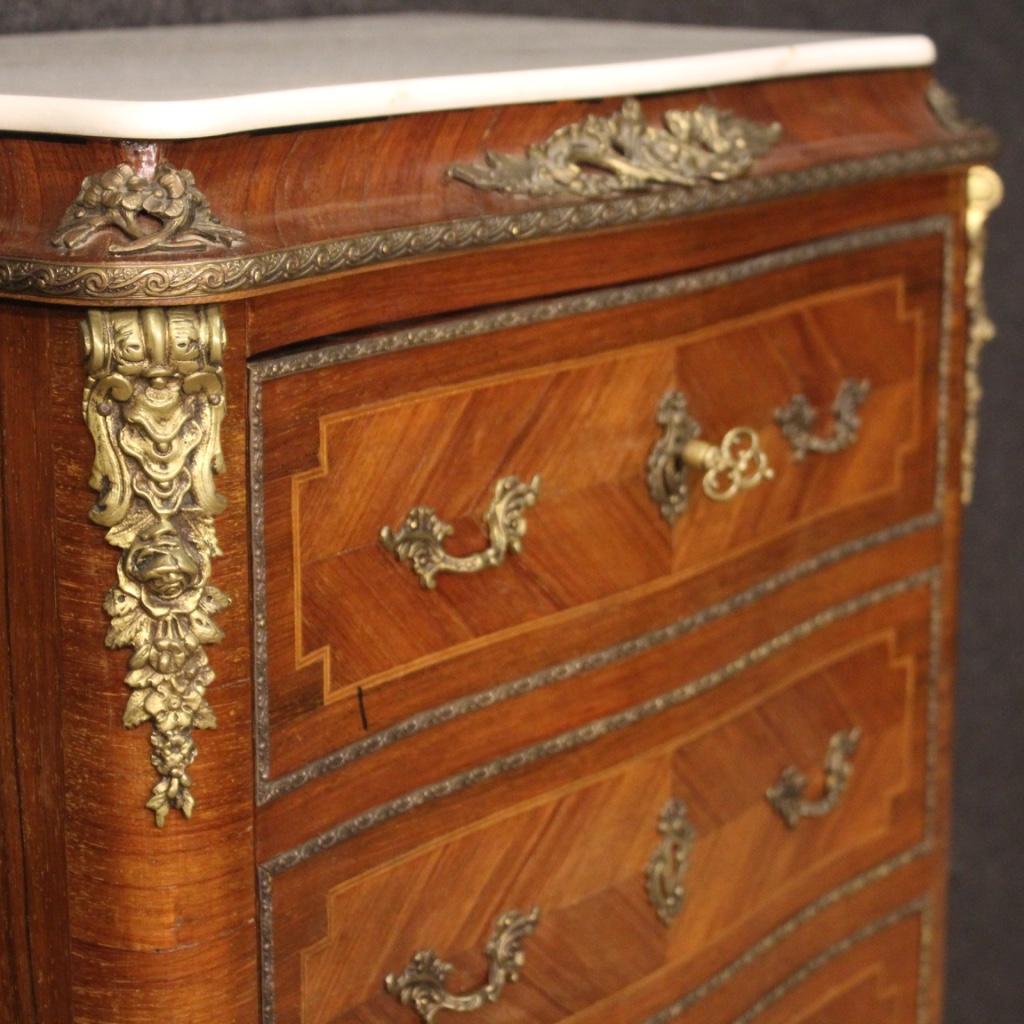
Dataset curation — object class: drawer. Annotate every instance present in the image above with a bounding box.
[257,576,937,1023]
[580,892,929,1024]
[252,221,951,796]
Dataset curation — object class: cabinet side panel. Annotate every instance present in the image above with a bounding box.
[34,303,260,1023]
[926,169,971,1024]
[0,302,74,1023]
[0,375,37,1022]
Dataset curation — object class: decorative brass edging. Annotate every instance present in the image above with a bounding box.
[0,136,994,303]
[83,306,229,826]
[766,728,861,828]
[384,908,540,1022]
[961,165,1004,504]
[380,475,541,589]
[54,162,245,256]
[646,798,696,926]
[449,98,781,197]
[774,379,871,460]
[250,215,953,809]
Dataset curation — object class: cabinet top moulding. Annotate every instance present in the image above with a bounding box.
[0,15,996,306]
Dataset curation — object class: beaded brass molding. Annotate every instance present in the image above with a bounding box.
[766,728,861,828]
[83,306,230,827]
[384,908,540,1022]
[53,161,245,256]
[449,98,781,198]
[380,475,541,589]
[774,378,871,460]
[646,797,696,926]
[0,136,993,303]
[250,215,952,807]
[961,165,1004,504]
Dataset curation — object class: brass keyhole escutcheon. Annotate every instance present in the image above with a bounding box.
[647,391,774,525]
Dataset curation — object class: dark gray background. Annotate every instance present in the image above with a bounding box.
[3,2,1019,1021]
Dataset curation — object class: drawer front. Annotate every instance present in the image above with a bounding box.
[585,896,929,1024]
[252,220,952,796]
[717,908,926,1024]
[258,578,937,1024]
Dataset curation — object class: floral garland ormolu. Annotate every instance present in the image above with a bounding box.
[82,306,229,826]
[54,162,245,256]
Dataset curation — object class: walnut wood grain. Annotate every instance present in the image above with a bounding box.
[257,524,942,860]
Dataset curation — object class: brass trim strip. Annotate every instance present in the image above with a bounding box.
[926,81,979,136]
[257,568,942,1023]
[0,135,994,303]
[644,897,929,1024]
[250,216,952,806]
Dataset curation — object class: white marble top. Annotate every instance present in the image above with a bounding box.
[0,14,935,140]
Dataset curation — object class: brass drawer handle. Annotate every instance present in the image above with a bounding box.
[646,797,696,926]
[774,378,870,460]
[380,475,541,589]
[385,907,541,1022]
[647,390,774,525]
[766,728,861,828]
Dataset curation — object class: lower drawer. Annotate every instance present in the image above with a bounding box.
[259,574,937,1024]
[580,887,930,1024]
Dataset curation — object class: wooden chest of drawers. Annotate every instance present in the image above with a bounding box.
[0,14,1003,1024]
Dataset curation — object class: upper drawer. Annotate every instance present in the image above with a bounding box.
[251,220,951,790]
